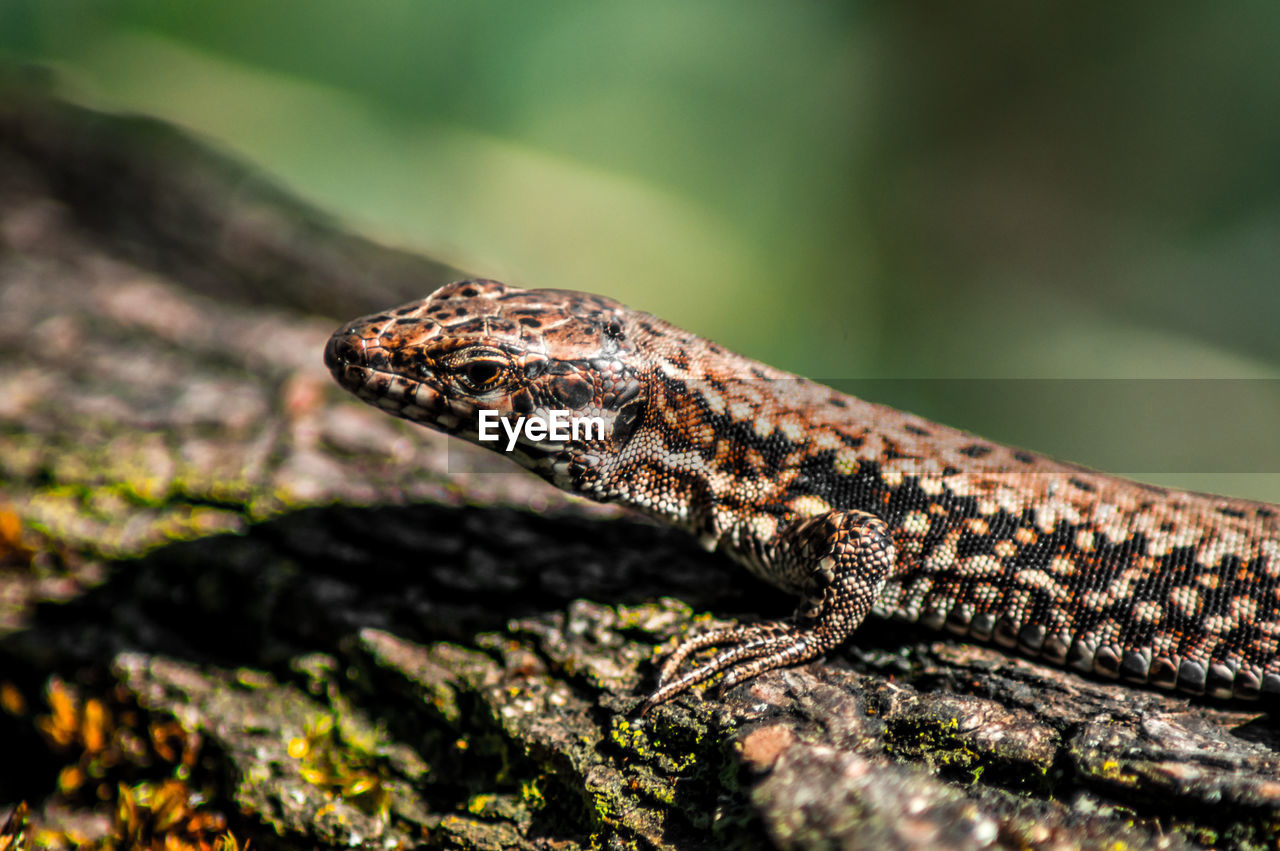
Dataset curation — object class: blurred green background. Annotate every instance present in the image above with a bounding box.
[2,1,1278,499]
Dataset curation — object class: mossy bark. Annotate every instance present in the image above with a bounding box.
[2,76,1279,850]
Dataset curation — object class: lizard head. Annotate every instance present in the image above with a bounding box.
[324,279,649,491]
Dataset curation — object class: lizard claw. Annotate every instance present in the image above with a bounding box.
[639,622,814,711]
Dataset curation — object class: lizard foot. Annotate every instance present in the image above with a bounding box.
[638,621,815,715]
[637,509,896,715]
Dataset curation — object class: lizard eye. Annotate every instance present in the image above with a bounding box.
[451,353,510,393]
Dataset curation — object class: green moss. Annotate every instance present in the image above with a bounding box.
[610,713,700,776]
[1095,758,1138,785]
[884,714,1045,793]
[464,792,530,821]
[290,713,391,819]
[519,777,545,811]
[588,833,641,851]
[23,479,247,559]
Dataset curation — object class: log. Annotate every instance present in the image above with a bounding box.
[1,76,1277,850]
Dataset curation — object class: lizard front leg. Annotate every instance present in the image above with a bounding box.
[639,510,897,713]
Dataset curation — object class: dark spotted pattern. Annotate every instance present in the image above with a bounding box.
[325,280,1280,707]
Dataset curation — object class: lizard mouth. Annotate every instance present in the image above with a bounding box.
[324,330,459,430]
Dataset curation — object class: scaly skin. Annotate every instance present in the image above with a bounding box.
[324,279,1280,709]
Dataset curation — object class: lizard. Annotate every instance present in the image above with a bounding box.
[324,279,1280,711]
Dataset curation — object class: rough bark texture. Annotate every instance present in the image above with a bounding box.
[2,75,1279,850]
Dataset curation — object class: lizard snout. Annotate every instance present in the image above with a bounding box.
[323,330,359,373]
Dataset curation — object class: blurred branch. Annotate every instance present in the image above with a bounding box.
[0,65,464,320]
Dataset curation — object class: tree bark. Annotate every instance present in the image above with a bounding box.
[1,75,1278,850]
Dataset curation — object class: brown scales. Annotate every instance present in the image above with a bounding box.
[325,279,1280,707]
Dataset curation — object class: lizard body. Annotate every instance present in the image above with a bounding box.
[324,279,1280,708]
